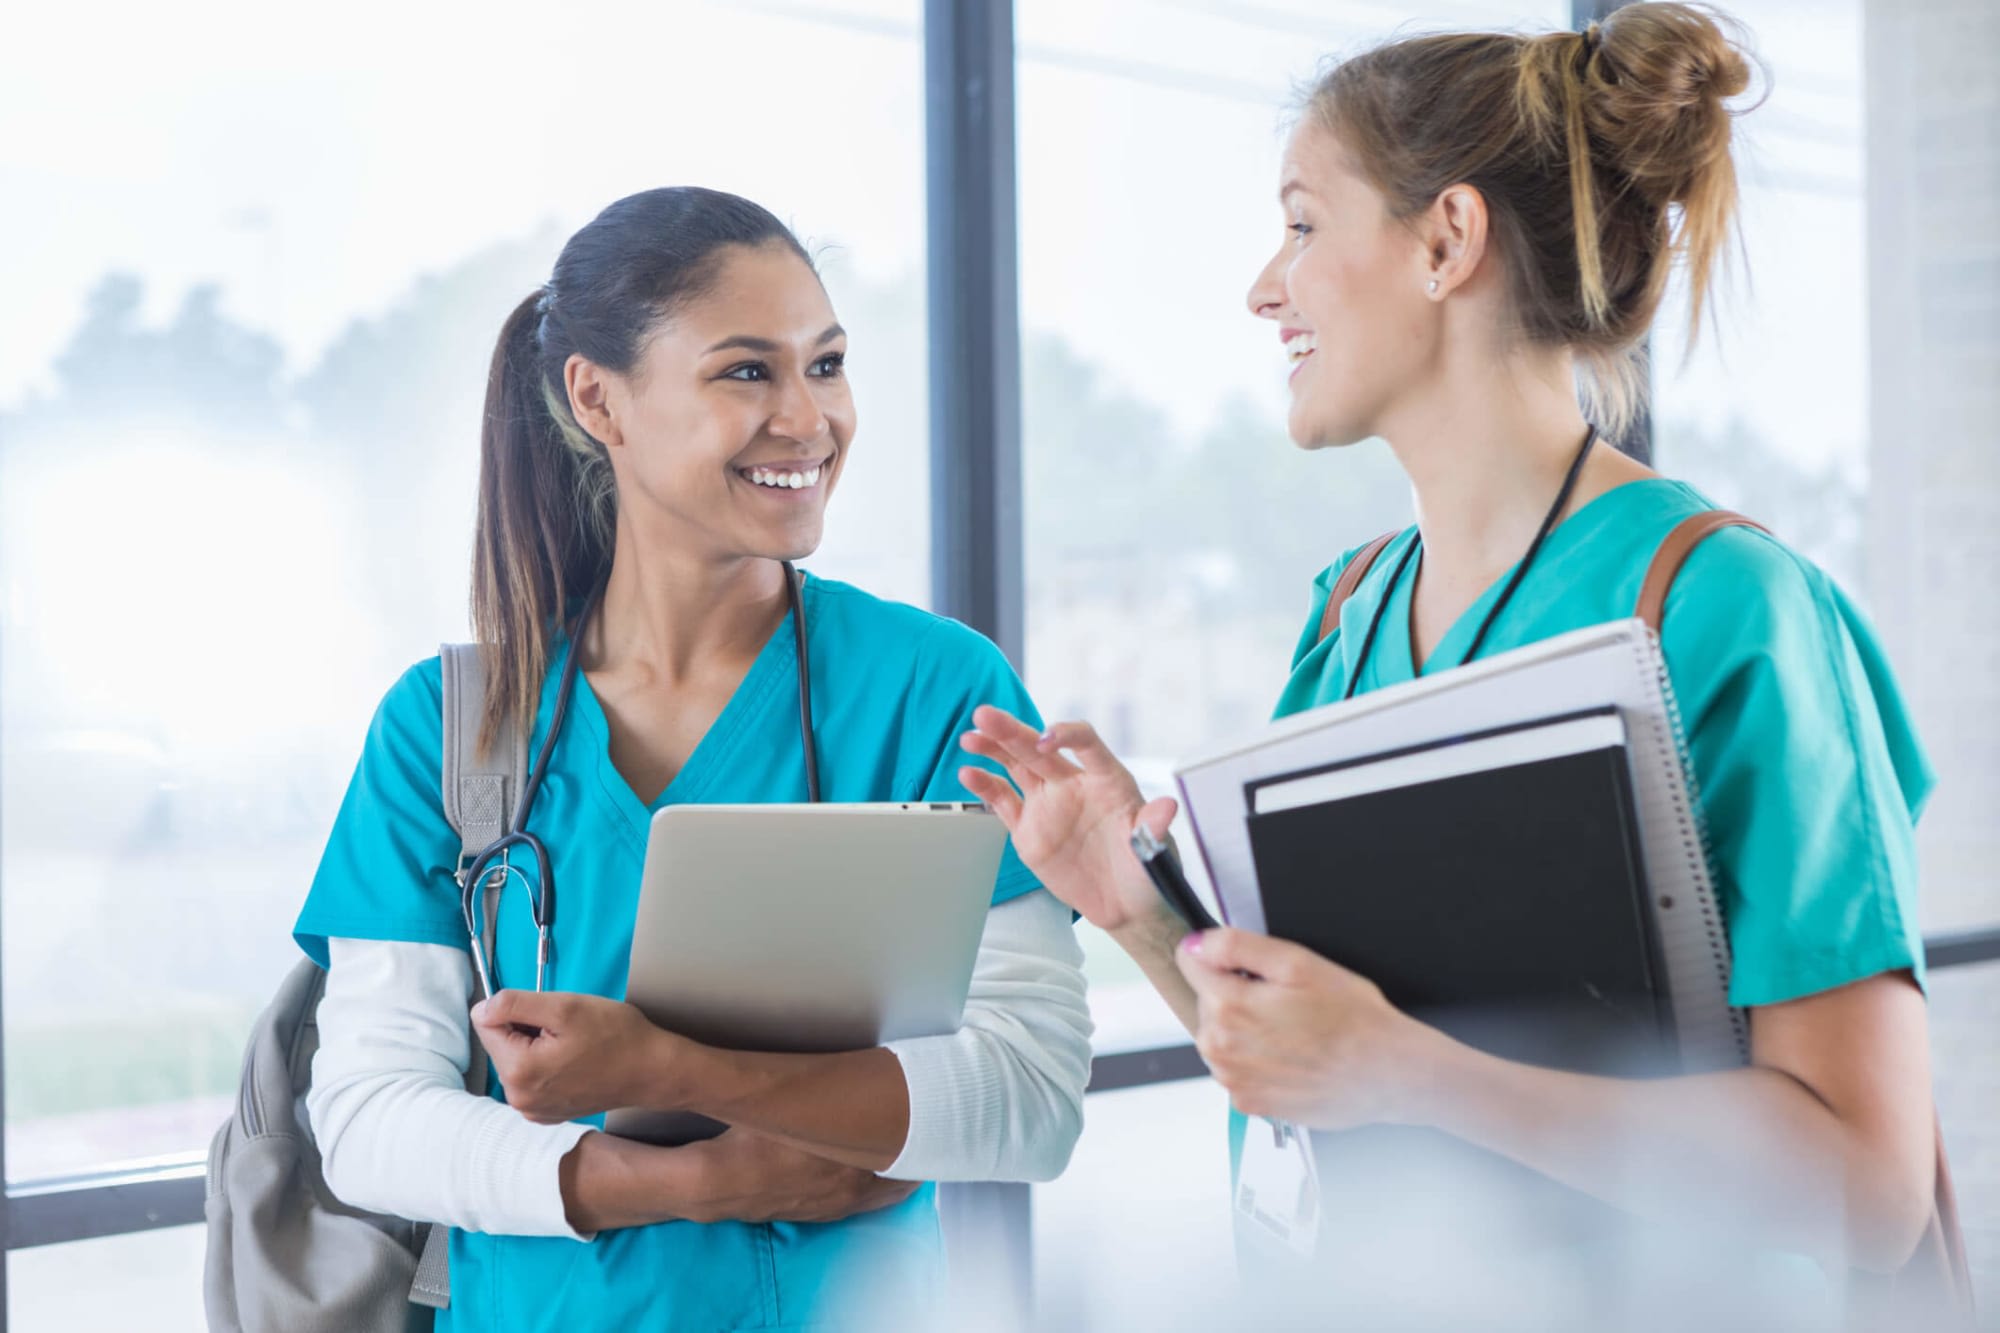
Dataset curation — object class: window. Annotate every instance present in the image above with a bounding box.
[1013,1,1569,1040]
[1656,0,2000,1299]
[0,0,930,1185]
[7,1225,206,1331]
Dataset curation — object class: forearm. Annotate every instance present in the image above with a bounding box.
[1411,1037,1912,1269]
[556,1131,703,1233]
[1110,901,1199,1034]
[312,938,599,1238]
[654,1042,912,1172]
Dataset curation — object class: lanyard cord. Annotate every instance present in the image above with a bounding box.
[1342,424,1599,702]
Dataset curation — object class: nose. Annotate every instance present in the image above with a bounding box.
[768,368,829,445]
[1246,245,1289,321]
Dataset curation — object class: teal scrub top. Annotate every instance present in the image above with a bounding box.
[294,573,1044,1333]
[1231,478,1935,1262]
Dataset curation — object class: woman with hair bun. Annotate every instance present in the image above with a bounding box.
[966,4,1956,1321]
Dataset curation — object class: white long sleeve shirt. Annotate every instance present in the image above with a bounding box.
[307,890,1092,1239]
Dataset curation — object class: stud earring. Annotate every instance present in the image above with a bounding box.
[1427,279,1440,295]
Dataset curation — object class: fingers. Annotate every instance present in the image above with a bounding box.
[1137,795,1179,841]
[1181,927,1318,986]
[958,730,1050,794]
[957,766,1023,828]
[472,988,536,1030]
[1035,720,1130,779]
[1174,932,1259,1002]
[966,707,1082,785]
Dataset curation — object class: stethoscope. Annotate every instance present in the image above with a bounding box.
[1341,424,1598,699]
[458,560,821,999]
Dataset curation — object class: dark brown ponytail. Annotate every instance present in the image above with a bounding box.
[468,187,812,755]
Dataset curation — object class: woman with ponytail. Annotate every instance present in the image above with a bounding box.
[291,188,1091,1330]
[965,5,1956,1323]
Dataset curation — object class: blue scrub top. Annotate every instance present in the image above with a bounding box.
[295,573,1044,1332]
[1230,478,1933,1306]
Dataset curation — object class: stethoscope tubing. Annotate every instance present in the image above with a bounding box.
[459,561,818,997]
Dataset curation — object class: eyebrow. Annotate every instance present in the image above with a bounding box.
[703,323,846,356]
[1279,179,1311,205]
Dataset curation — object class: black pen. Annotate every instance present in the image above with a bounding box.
[1129,823,1221,933]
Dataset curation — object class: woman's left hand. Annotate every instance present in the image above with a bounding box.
[472,989,688,1124]
[1174,928,1450,1132]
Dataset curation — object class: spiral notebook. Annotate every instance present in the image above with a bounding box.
[1175,618,1747,1073]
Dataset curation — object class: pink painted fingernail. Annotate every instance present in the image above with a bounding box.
[1181,931,1205,955]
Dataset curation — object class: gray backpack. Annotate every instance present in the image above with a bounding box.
[203,645,525,1332]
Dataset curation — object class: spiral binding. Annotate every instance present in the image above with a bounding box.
[1633,624,1751,1067]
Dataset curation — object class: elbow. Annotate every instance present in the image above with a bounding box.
[305,1081,369,1212]
[306,1075,402,1217]
[1015,1089,1085,1184]
[1847,1161,1937,1274]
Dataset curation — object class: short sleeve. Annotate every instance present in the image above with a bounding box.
[294,660,466,967]
[1661,530,1935,1008]
[897,618,1046,907]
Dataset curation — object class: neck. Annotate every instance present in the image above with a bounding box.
[1375,352,1608,587]
[588,530,791,683]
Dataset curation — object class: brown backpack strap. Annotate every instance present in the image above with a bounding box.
[1634,511,1770,633]
[1316,531,1400,646]
[1640,510,1976,1323]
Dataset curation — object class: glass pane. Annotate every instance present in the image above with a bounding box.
[1015,2,1571,1037]
[1653,0,2000,933]
[1032,1077,1237,1329]
[0,0,928,1182]
[1929,959,2000,1313]
[8,1223,208,1331]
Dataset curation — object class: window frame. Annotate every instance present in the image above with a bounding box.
[4,5,1997,1330]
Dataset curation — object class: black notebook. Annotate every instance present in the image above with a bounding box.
[1243,705,1673,1076]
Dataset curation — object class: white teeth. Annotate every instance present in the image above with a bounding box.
[746,464,825,489]
[1286,333,1318,364]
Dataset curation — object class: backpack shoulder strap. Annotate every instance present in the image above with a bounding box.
[1634,514,1976,1319]
[1634,511,1769,633]
[413,643,529,1312]
[1316,530,1401,647]
[440,643,526,862]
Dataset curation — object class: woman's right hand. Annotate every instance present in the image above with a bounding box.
[958,705,1179,935]
[560,1128,918,1232]
[678,1129,919,1225]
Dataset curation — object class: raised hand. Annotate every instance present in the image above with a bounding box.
[958,705,1178,934]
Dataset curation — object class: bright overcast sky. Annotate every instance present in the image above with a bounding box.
[1,0,1862,466]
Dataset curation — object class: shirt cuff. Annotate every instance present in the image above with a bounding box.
[473,1113,599,1240]
[882,1035,1003,1180]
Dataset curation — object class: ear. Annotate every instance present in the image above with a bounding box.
[564,354,624,450]
[1418,183,1491,301]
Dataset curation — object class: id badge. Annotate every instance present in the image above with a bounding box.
[1235,1117,1321,1258]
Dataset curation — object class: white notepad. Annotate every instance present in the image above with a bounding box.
[1174,618,1748,1074]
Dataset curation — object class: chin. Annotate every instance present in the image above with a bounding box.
[771,522,826,565]
[1285,401,1371,451]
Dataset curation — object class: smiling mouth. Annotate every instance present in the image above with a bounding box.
[736,454,833,492]
[1286,331,1318,372]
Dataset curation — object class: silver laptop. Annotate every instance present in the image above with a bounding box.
[606,801,1008,1145]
